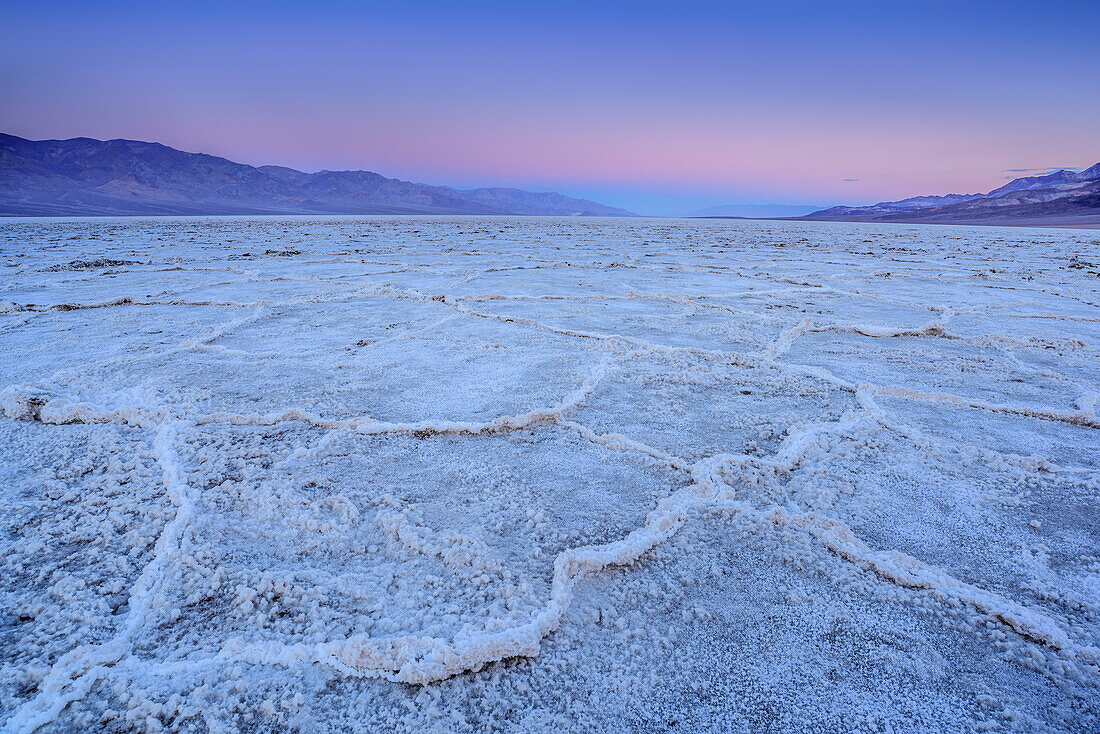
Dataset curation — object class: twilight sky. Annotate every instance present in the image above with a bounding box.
[2,0,1098,215]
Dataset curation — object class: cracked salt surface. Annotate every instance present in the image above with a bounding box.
[1,216,1098,732]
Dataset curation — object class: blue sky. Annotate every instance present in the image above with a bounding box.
[2,0,1098,214]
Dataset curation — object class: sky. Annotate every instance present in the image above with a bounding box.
[2,0,1098,216]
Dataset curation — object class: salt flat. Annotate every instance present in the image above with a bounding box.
[1,216,1098,732]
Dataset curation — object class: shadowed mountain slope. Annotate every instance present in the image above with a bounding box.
[0,134,635,217]
[805,164,1100,226]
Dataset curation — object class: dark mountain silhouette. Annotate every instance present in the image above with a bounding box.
[0,134,635,217]
[804,163,1100,226]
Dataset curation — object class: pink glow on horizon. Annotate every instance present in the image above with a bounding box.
[40,109,1091,207]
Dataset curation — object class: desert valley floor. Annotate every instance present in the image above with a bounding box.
[1,216,1098,732]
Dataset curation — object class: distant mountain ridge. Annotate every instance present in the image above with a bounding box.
[691,203,823,218]
[0,134,635,217]
[805,163,1100,226]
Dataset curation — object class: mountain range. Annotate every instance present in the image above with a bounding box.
[0,134,634,217]
[804,164,1100,226]
[5,133,1097,225]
